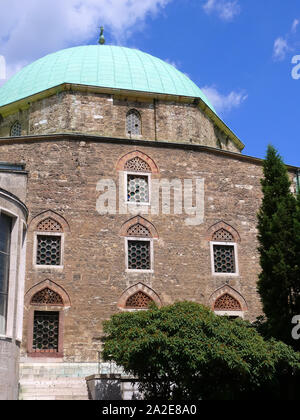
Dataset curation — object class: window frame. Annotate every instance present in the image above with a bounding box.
[33,231,64,270]
[0,208,19,339]
[125,237,154,273]
[126,109,142,137]
[124,171,151,206]
[210,241,239,277]
[10,121,22,137]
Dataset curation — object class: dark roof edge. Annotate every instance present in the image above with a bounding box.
[0,132,299,172]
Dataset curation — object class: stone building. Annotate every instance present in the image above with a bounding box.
[0,43,299,400]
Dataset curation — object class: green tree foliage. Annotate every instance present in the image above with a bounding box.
[102,302,300,400]
[257,145,300,348]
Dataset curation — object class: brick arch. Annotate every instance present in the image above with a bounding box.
[29,210,70,233]
[116,150,159,173]
[120,216,159,239]
[209,285,247,312]
[118,283,162,309]
[207,221,241,243]
[25,279,71,308]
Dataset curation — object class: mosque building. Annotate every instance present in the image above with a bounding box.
[0,31,299,400]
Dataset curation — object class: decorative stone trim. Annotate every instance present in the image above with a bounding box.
[120,216,159,239]
[116,150,159,173]
[118,283,161,309]
[25,279,71,308]
[209,285,248,312]
[29,210,70,233]
[206,221,241,243]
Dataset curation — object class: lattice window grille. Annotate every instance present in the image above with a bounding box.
[214,294,242,311]
[31,288,64,306]
[126,110,141,136]
[127,175,149,203]
[124,157,151,173]
[213,244,236,273]
[37,218,63,232]
[212,229,234,242]
[127,223,151,238]
[10,121,22,137]
[126,292,153,309]
[32,311,59,352]
[128,240,151,270]
[37,235,61,266]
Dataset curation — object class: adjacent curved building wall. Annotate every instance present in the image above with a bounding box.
[0,170,27,400]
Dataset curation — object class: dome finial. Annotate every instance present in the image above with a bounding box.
[98,27,105,45]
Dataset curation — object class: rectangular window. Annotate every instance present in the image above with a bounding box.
[127,240,151,271]
[36,235,61,266]
[0,213,12,335]
[32,311,59,353]
[213,244,236,274]
[126,174,150,204]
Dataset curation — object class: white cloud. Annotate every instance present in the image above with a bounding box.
[0,0,172,83]
[201,85,247,114]
[203,0,240,21]
[291,19,299,33]
[273,18,299,62]
[273,37,290,61]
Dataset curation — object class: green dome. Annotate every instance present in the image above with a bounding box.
[0,45,215,112]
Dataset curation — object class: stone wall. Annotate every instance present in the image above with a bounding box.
[0,135,293,365]
[0,91,240,153]
[0,339,20,400]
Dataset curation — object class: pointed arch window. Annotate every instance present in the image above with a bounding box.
[123,218,157,273]
[214,293,243,319]
[125,291,154,309]
[34,218,64,268]
[209,225,239,276]
[10,121,22,137]
[126,109,141,137]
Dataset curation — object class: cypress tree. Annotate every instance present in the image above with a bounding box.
[257,145,300,349]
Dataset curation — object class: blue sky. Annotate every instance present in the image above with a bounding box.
[0,0,299,166]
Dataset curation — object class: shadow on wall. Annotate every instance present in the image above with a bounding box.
[86,374,143,401]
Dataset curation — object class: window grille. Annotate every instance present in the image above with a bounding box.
[32,311,59,352]
[126,292,153,309]
[37,236,61,266]
[127,175,149,203]
[127,223,151,238]
[214,294,242,311]
[212,229,234,242]
[126,110,141,136]
[10,121,22,137]
[37,218,63,232]
[128,240,151,270]
[31,288,63,306]
[213,244,235,273]
[124,157,151,173]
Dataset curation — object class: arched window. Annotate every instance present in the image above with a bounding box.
[126,109,141,137]
[26,280,70,357]
[125,291,154,309]
[208,222,239,276]
[35,218,64,267]
[121,216,158,272]
[0,213,12,335]
[209,285,247,319]
[10,121,22,137]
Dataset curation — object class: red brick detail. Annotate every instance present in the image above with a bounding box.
[118,283,162,309]
[209,285,247,312]
[29,210,70,233]
[25,279,71,308]
[116,150,159,173]
[120,216,159,239]
[206,221,241,243]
